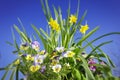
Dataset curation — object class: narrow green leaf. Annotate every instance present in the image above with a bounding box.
[1,70,9,80]
[32,24,49,52]
[1,63,13,80]
[11,28,19,50]
[53,6,58,19]
[76,10,87,29]
[16,66,19,80]
[45,0,51,20]
[77,27,99,46]
[86,41,112,59]
[40,28,51,41]
[82,32,120,54]
[91,32,120,44]
[72,68,81,80]
[0,68,6,70]
[6,41,13,46]
[76,0,80,17]
[10,68,16,80]
[79,55,95,80]
[17,18,27,35]
[40,0,47,20]
[98,48,115,67]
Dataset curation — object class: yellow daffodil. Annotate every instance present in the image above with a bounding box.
[29,65,40,72]
[14,59,20,65]
[48,18,60,31]
[80,24,89,34]
[69,15,77,23]
[26,54,34,61]
[52,64,61,73]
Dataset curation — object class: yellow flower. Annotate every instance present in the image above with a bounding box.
[69,15,77,23]
[51,60,59,66]
[50,51,58,59]
[63,51,75,57]
[20,43,29,50]
[67,51,75,57]
[80,24,89,34]
[38,50,46,55]
[26,54,34,61]
[29,65,40,72]
[48,18,60,31]
[14,59,20,65]
[52,64,61,73]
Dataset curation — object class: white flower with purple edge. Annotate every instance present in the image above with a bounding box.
[31,41,40,51]
[62,51,75,57]
[55,47,64,53]
[34,54,45,65]
[52,64,62,73]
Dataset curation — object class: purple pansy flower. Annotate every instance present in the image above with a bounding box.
[89,66,96,72]
[40,66,46,73]
[88,59,96,72]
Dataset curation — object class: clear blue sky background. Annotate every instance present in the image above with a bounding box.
[0,0,120,79]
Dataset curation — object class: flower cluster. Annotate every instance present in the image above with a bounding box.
[1,0,116,80]
[15,41,107,78]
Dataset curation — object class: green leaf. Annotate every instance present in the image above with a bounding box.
[17,18,27,35]
[40,0,47,20]
[11,28,19,50]
[72,68,81,80]
[81,32,120,55]
[75,0,80,17]
[40,0,51,21]
[16,66,19,80]
[80,56,95,80]
[32,24,51,52]
[0,68,6,70]
[1,63,13,80]
[53,6,58,19]
[14,24,31,42]
[77,27,99,46]
[1,70,9,80]
[6,41,14,46]
[40,28,51,41]
[86,41,112,59]
[76,10,87,29]
[98,48,115,67]
[91,32,120,43]
[10,68,16,80]
[45,0,51,20]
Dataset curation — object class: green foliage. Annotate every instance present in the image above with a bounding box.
[1,0,120,80]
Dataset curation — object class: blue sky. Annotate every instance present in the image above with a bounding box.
[0,0,120,79]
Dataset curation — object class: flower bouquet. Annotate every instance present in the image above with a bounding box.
[1,0,120,80]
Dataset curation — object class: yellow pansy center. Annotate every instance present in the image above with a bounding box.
[52,64,61,73]
[67,51,75,57]
[29,65,40,72]
[26,55,34,61]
